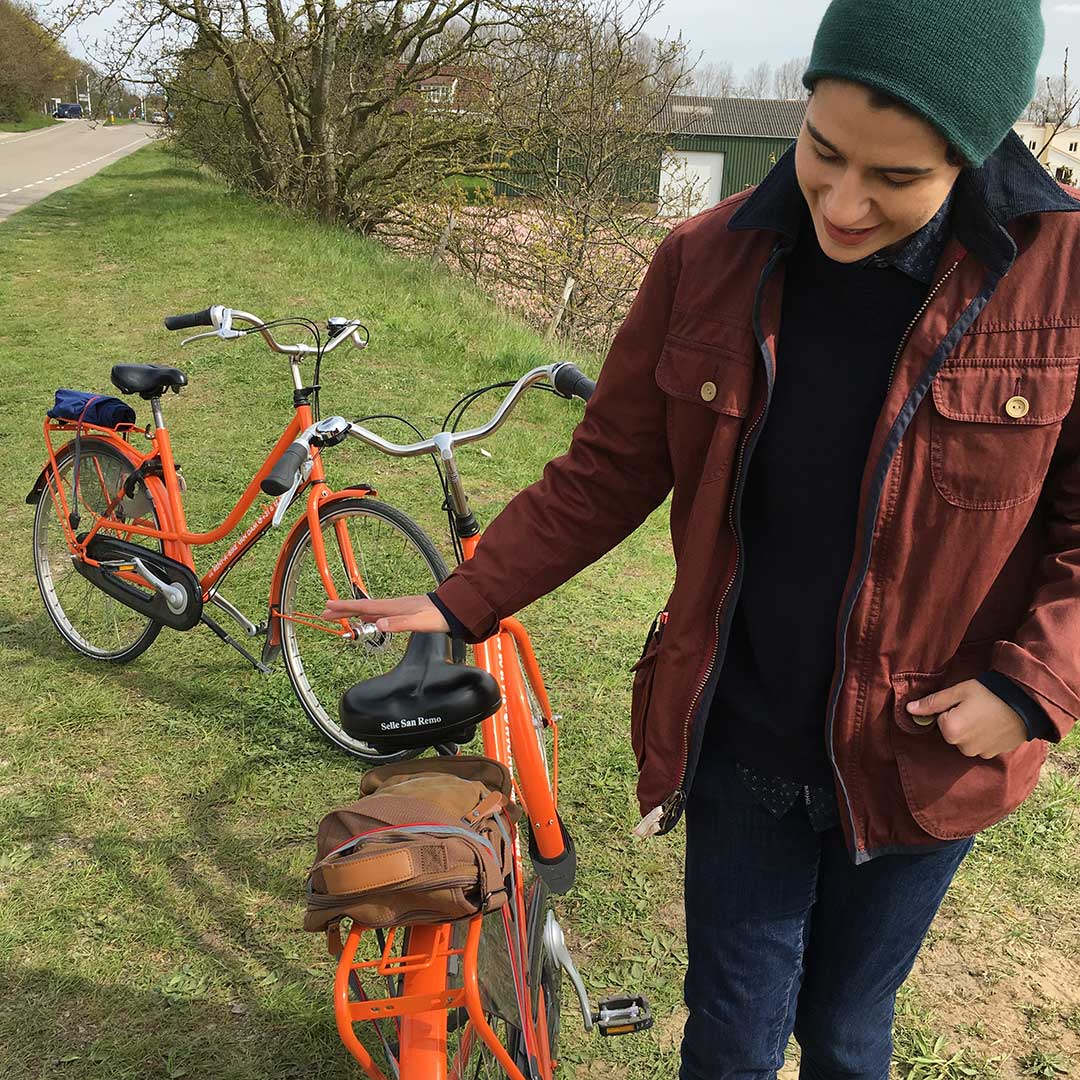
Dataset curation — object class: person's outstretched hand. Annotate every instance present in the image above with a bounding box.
[321,594,450,634]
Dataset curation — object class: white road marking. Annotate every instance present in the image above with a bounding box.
[0,135,150,205]
[0,125,72,146]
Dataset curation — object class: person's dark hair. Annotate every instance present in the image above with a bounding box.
[806,78,971,169]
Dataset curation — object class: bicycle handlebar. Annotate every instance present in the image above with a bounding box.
[164,308,215,331]
[262,441,309,496]
[551,362,596,403]
[256,360,593,502]
[347,365,565,458]
[164,304,368,358]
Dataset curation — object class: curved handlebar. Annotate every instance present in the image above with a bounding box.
[164,304,368,358]
[164,308,215,331]
[343,362,590,460]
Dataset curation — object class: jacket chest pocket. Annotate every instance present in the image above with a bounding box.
[654,334,754,484]
[929,359,1079,510]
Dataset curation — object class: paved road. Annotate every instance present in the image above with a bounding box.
[0,120,156,222]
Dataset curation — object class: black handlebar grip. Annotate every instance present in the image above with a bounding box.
[261,442,309,496]
[164,307,215,331]
[553,363,596,403]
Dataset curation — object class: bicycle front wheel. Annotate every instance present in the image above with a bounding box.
[32,437,164,662]
[278,496,454,762]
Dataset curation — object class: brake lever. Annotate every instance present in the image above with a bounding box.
[179,327,245,347]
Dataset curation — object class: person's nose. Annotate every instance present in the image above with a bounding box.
[821,168,874,227]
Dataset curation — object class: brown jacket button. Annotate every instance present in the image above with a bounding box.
[700,381,717,402]
[1005,395,1030,419]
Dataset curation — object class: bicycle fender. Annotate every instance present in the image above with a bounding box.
[26,465,50,505]
[26,435,147,505]
[263,485,375,654]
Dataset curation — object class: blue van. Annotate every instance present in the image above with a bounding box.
[53,103,83,119]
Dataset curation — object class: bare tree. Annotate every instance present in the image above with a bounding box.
[386,0,694,348]
[687,58,737,98]
[1028,50,1080,160]
[79,0,503,230]
[739,61,771,99]
[773,55,807,100]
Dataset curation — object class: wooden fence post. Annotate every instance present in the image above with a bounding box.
[547,275,576,339]
[432,208,457,263]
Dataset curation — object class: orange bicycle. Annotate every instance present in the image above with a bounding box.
[28,304,461,762]
[322,362,653,1078]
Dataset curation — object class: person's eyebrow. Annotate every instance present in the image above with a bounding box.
[806,120,935,176]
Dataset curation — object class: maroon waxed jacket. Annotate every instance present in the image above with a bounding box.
[435,133,1080,862]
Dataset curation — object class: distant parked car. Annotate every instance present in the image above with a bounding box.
[151,112,165,124]
[53,103,83,119]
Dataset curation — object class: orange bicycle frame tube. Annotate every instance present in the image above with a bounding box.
[51,407,313,553]
[41,406,372,640]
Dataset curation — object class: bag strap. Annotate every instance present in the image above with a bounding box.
[461,790,507,826]
[320,847,417,897]
[69,394,102,530]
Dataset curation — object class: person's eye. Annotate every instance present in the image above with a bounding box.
[881,174,919,189]
[813,146,840,164]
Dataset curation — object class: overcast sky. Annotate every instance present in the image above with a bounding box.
[64,0,1080,81]
[649,0,1080,77]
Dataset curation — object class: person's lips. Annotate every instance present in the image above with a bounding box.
[822,213,883,247]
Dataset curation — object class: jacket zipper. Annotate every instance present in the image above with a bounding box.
[635,244,788,839]
[885,262,961,391]
[821,260,1006,859]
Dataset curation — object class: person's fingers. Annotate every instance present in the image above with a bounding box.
[322,597,412,616]
[318,595,449,634]
[906,679,972,716]
[936,705,974,752]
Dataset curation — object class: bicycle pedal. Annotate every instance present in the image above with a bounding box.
[594,994,653,1036]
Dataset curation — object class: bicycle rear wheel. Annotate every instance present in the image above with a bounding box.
[277,497,458,762]
[32,437,164,662]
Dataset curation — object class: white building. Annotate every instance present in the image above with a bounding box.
[1013,120,1080,185]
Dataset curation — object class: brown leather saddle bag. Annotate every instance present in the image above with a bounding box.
[305,756,520,933]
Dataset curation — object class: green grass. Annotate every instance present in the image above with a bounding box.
[0,145,1077,1080]
[0,112,60,132]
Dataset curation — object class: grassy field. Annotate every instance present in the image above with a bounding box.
[0,113,60,132]
[0,146,1077,1080]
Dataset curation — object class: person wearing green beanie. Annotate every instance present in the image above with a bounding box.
[324,1,1080,1077]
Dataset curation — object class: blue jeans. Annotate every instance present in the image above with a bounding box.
[680,753,974,1080]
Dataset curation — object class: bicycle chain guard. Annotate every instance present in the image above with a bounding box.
[74,535,204,631]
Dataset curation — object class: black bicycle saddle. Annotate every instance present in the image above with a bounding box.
[111,364,188,399]
[339,632,502,751]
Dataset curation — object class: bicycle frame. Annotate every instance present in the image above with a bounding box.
[333,532,568,1080]
[39,404,374,639]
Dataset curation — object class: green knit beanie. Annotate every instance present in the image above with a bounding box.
[803,0,1044,167]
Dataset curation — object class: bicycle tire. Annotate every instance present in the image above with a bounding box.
[506,880,560,1077]
[32,437,164,662]
[277,496,465,763]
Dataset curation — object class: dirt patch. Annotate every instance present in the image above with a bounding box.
[910,934,1080,1073]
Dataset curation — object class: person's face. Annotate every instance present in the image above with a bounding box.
[795,79,962,263]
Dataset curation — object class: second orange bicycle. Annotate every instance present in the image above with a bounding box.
[28,304,457,761]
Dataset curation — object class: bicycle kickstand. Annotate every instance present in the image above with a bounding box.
[200,612,273,674]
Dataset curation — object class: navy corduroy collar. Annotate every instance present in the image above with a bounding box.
[729,131,1080,277]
